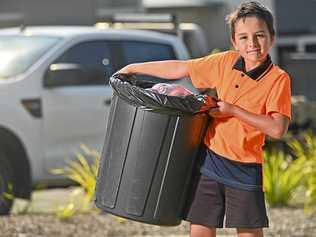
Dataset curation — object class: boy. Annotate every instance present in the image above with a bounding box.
[117,1,291,237]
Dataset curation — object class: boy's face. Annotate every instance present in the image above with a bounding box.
[231,16,274,70]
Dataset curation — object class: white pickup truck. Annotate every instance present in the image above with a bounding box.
[0,26,194,214]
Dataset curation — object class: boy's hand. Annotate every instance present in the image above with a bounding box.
[208,101,235,118]
[116,65,131,75]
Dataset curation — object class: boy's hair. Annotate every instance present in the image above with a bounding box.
[226,1,275,39]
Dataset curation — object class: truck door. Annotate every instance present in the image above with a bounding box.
[41,40,114,172]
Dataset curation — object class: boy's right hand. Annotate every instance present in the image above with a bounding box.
[208,100,235,118]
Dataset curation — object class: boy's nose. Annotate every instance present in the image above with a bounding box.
[249,36,259,47]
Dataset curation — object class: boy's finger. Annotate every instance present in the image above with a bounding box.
[208,108,220,115]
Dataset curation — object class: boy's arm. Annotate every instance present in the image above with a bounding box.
[232,106,290,139]
[117,60,189,80]
[210,101,290,139]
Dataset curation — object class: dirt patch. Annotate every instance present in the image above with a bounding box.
[0,207,315,237]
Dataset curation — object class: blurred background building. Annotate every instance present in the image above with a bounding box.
[1,0,316,55]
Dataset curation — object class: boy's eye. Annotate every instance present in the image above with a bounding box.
[239,36,247,40]
[257,34,265,38]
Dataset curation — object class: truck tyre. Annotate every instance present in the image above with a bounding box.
[0,151,14,215]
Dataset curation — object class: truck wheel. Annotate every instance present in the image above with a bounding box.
[0,151,14,215]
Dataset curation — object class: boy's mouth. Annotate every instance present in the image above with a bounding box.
[247,49,260,54]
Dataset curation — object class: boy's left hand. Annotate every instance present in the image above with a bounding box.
[208,101,235,118]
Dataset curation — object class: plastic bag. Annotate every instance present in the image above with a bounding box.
[147,83,194,96]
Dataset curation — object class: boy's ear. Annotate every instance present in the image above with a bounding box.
[231,37,238,50]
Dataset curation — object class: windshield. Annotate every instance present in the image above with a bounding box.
[0,35,61,80]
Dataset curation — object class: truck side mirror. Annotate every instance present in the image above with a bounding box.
[43,63,101,88]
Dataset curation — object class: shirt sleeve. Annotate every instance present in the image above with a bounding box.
[265,73,292,120]
[185,51,227,89]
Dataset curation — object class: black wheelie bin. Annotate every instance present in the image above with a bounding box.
[95,74,215,226]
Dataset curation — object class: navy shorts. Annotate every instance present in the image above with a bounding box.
[184,175,269,228]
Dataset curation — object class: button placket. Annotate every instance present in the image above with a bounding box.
[230,76,242,103]
[232,76,260,104]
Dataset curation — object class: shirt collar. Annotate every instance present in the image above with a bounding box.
[232,55,272,81]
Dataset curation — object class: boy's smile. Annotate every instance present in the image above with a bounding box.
[232,16,274,71]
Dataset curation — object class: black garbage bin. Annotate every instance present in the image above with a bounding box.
[94,74,213,226]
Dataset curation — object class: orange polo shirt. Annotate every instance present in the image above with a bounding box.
[186,50,292,164]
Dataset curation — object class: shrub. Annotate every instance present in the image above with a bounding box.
[50,144,100,219]
[288,131,316,213]
[263,149,305,206]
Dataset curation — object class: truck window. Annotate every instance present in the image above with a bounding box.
[121,41,176,64]
[0,35,61,80]
[54,41,113,85]
[120,40,177,83]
